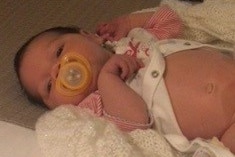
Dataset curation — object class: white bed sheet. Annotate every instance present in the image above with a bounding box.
[0,121,43,157]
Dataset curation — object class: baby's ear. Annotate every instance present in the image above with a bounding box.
[79,29,90,35]
[80,30,104,45]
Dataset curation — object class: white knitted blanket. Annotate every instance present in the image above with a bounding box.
[36,105,234,157]
[162,0,235,48]
[36,106,177,157]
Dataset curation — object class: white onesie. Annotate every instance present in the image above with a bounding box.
[111,28,235,156]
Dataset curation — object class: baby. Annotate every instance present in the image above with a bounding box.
[14,5,235,154]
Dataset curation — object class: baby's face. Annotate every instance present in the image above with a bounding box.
[20,31,111,108]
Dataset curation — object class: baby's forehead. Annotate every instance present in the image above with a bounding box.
[27,32,61,52]
[20,33,63,64]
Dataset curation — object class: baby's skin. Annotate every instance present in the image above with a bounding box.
[164,47,235,152]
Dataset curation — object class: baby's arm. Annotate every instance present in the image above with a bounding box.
[98,54,150,127]
[96,5,182,41]
[220,123,235,154]
[96,12,153,41]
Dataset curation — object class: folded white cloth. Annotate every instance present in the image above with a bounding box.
[161,0,235,48]
[36,105,176,157]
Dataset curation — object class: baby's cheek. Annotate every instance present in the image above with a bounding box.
[49,90,78,106]
[59,95,84,105]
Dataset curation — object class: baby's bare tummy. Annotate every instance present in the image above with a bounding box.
[164,47,235,140]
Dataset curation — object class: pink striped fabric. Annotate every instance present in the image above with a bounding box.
[103,110,153,132]
[144,5,183,40]
[77,91,153,131]
[77,91,103,116]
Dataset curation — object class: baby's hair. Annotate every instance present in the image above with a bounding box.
[14,26,81,107]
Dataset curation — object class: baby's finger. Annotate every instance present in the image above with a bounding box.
[127,57,141,77]
[118,58,130,80]
[100,33,112,41]
[113,29,128,41]
[120,56,138,80]
[106,36,115,42]
[113,33,124,41]
[99,24,115,37]
[96,23,107,35]
[136,59,145,68]
[96,24,109,36]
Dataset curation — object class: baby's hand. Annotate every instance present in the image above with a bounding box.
[101,54,144,80]
[96,15,131,41]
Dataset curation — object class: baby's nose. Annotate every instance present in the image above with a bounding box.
[51,63,60,80]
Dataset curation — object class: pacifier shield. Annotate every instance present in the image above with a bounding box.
[56,53,92,96]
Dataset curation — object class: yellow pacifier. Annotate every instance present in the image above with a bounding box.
[56,53,92,96]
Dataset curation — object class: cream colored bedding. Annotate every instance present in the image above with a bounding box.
[0,121,42,157]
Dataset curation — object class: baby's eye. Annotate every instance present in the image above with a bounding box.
[47,80,52,93]
[56,45,64,57]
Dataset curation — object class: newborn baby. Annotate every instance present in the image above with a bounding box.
[14,6,235,154]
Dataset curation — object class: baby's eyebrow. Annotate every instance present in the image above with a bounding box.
[45,35,62,54]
